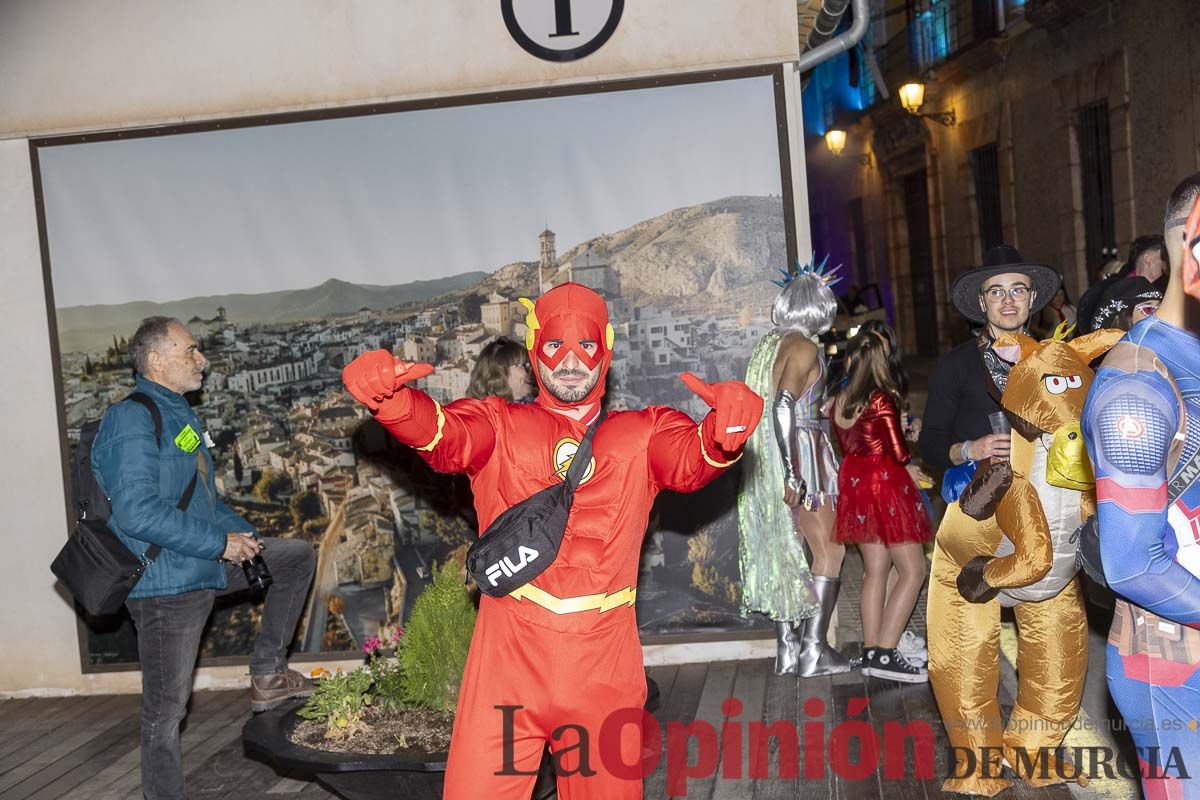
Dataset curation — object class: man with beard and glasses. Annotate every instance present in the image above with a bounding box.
[341,282,762,799]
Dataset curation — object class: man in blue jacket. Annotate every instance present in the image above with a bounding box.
[91,316,316,800]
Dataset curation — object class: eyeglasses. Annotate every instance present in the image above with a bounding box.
[980,285,1032,302]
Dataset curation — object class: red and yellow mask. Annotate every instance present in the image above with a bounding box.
[519,283,615,412]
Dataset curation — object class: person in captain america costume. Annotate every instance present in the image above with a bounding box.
[341,282,763,799]
[1082,174,1200,799]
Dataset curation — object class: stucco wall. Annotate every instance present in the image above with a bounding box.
[0,0,806,694]
[0,0,799,139]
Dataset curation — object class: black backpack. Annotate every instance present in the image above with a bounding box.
[466,412,603,598]
[52,392,198,616]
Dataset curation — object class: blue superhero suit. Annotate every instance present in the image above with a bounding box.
[1082,315,1200,800]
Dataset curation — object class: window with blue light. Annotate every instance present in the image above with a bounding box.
[800,14,883,140]
[913,0,952,71]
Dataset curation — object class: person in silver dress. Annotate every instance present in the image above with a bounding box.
[738,261,850,676]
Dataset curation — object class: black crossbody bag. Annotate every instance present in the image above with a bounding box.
[51,393,199,616]
[467,412,604,598]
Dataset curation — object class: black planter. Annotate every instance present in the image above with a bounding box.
[242,701,557,800]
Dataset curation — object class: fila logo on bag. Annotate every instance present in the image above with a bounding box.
[485,545,540,587]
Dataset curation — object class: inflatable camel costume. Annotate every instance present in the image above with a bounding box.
[927,328,1122,796]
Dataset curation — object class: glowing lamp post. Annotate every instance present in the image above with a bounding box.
[824,129,847,157]
[898,81,956,127]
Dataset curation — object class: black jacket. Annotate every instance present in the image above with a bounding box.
[918,337,1003,470]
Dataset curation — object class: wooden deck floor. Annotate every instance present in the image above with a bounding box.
[0,689,336,800]
[0,655,1123,800]
[640,657,1084,800]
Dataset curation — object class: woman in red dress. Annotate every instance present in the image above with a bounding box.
[831,330,933,682]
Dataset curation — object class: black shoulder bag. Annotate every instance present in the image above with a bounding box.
[467,412,604,597]
[51,392,199,616]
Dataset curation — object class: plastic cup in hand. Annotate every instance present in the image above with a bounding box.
[989,411,1011,461]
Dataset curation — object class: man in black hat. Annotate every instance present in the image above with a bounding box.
[919,245,1060,792]
[918,245,1062,472]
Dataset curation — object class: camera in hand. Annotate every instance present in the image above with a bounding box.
[242,553,273,593]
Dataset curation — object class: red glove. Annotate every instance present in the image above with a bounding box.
[342,350,434,413]
[1183,192,1200,302]
[680,372,764,453]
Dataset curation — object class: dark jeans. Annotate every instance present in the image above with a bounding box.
[126,537,315,800]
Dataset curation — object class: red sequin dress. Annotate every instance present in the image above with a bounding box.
[833,391,933,545]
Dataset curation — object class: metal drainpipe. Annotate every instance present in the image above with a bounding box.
[804,0,851,55]
[796,0,870,74]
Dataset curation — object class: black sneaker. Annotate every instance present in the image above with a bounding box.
[862,647,877,677]
[870,648,928,684]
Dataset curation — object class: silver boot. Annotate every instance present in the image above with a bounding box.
[775,620,802,675]
[797,576,852,677]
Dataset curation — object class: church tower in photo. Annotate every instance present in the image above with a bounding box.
[538,227,556,294]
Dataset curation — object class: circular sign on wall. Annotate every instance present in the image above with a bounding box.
[502,0,624,63]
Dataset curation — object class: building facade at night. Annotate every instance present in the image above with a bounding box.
[805,0,1200,354]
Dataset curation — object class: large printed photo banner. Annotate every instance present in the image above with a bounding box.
[37,70,793,667]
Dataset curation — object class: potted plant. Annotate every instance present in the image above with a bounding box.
[243,561,557,799]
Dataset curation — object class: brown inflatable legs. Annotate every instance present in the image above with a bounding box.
[928,533,1009,797]
[1005,578,1087,787]
[928,509,1087,796]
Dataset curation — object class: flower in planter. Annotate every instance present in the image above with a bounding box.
[297,666,375,741]
[294,561,476,749]
[309,667,332,680]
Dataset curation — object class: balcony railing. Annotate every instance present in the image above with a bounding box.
[875,0,1023,99]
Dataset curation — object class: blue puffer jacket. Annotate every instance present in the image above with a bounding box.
[91,375,257,599]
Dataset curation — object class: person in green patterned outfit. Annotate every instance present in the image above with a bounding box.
[738,261,851,676]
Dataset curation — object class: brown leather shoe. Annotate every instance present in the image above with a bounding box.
[249,668,315,713]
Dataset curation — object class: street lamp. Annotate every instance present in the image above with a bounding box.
[824,129,847,156]
[898,81,956,127]
[898,82,926,114]
[824,129,871,166]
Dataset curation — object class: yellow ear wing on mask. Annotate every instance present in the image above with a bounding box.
[518,298,540,351]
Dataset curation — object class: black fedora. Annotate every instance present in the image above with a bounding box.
[951,245,1062,325]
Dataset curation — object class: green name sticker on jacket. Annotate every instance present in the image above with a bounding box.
[174,424,202,453]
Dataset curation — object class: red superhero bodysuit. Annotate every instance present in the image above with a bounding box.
[342,283,762,799]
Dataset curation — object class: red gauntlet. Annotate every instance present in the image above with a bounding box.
[342,350,434,413]
[680,372,764,456]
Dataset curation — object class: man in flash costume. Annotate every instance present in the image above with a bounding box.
[738,259,848,676]
[342,282,762,799]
